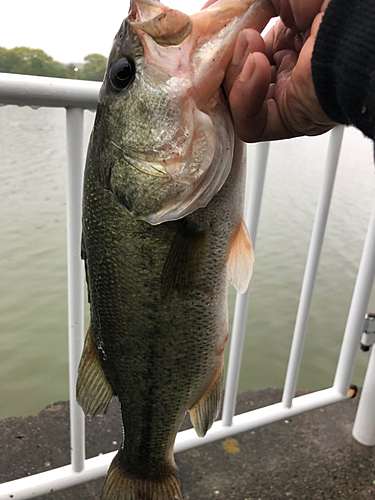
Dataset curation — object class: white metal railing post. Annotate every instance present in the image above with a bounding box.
[352,345,375,445]
[334,202,375,396]
[282,126,344,408]
[66,107,86,473]
[222,142,270,426]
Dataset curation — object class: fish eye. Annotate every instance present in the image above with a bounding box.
[109,57,135,91]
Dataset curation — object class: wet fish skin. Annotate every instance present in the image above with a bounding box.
[82,124,245,466]
[77,1,274,499]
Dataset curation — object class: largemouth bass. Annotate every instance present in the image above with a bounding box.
[77,1,274,499]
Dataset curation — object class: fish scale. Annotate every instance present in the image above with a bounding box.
[76,1,274,499]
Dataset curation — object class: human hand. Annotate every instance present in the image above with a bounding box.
[221,0,336,142]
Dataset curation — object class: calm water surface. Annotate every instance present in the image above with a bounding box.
[1,105,375,419]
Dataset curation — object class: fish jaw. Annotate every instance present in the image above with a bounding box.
[98,0,275,224]
[129,0,169,23]
[129,0,275,107]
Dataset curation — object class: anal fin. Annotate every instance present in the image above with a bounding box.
[189,366,223,438]
[228,218,254,294]
[76,324,114,419]
[102,453,182,500]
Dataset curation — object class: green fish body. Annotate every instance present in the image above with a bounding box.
[77,1,273,499]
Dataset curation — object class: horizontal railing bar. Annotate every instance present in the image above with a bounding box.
[0,387,348,500]
[0,73,100,109]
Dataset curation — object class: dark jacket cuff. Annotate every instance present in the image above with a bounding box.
[312,0,375,139]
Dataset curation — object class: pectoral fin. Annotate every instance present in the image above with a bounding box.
[161,220,209,301]
[189,366,223,438]
[227,218,254,294]
[76,324,114,419]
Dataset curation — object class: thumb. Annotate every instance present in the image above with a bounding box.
[226,51,272,143]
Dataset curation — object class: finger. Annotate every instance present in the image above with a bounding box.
[271,0,324,31]
[289,31,335,132]
[227,51,272,142]
[310,12,324,38]
[224,29,266,97]
[264,20,304,60]
[274,35,334,136]
[289,0,326,30]
[273,49,298,78]
[269,0,296,29]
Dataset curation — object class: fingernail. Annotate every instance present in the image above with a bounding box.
[238,53,255,83]
[232,32,248,66]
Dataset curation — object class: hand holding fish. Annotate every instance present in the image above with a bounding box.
[222,0,336,142]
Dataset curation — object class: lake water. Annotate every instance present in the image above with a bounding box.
[1,105,375,420]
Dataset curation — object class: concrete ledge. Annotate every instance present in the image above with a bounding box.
[0,389,374,499]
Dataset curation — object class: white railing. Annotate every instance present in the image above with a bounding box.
[0,72,375,499]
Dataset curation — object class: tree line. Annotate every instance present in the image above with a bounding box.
[0,47,107,82]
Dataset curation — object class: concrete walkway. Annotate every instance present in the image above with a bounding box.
[1,389,374,499]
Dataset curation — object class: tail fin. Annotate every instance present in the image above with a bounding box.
[102,453,182,500]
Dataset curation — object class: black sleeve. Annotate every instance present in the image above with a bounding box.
[311,0,375,139]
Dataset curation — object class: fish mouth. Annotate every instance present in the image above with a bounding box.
[128,1,275,50]
[130,5,192,47]
[107,0,276,224]
[126,0,276,111]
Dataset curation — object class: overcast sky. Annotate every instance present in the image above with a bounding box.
[1,0,208,64]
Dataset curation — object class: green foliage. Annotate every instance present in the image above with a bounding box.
[0,46,107,81]
[78,53,107,82]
